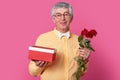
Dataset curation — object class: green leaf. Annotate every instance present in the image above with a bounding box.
[85,42,90,47]
[74,56,79,61]
[79,43,84,48]
[87,46,95,51]
[81,40,86,47]
[76,65,81,80]
[78,35,83,42]
[84,39,90,43]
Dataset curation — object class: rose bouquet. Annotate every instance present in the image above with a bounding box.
[74,28,97,80]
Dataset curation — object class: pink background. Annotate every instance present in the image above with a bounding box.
[0,0,120,80]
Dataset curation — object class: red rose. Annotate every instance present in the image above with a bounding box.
[89,29,97,36]
[81,29,97,38]
[87,32,94,38]
[81,28,88,36]
[76,28,97,80]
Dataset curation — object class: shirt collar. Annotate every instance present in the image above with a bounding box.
[54,29,70,39]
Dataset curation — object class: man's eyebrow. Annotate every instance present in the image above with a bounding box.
[55,13,61,14]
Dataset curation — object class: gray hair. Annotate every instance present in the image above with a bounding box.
[51,2,73,19]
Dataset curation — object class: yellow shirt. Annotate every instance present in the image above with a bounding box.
[29,29,88,80]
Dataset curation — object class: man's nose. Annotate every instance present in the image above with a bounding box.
[61,15,65,20]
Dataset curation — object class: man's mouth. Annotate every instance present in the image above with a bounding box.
[60,22,67,26]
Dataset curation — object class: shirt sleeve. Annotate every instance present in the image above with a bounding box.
[28,60,45,76]
[28,35,47,76]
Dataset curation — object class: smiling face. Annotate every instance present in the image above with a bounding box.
[52,8,72,33]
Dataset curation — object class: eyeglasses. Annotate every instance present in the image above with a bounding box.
[54,12,71,19]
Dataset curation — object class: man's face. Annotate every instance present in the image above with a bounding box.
[52,8,72,32]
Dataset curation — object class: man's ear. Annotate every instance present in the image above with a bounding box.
[70,16,73,22]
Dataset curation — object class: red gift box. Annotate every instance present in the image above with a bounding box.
[28,46,56,62]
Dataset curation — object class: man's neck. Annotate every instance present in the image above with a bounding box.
[56,28,69,33]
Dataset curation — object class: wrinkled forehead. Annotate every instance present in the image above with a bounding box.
[54,8,69,14]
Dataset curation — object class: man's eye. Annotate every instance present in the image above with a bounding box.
[64,13,70,16]
[64,14,69,16]
[56,14,61,17]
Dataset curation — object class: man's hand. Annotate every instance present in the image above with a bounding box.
[79,48,91,60]
[32,60,48,67]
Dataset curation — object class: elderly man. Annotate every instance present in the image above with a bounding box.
[29,2,90,80]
